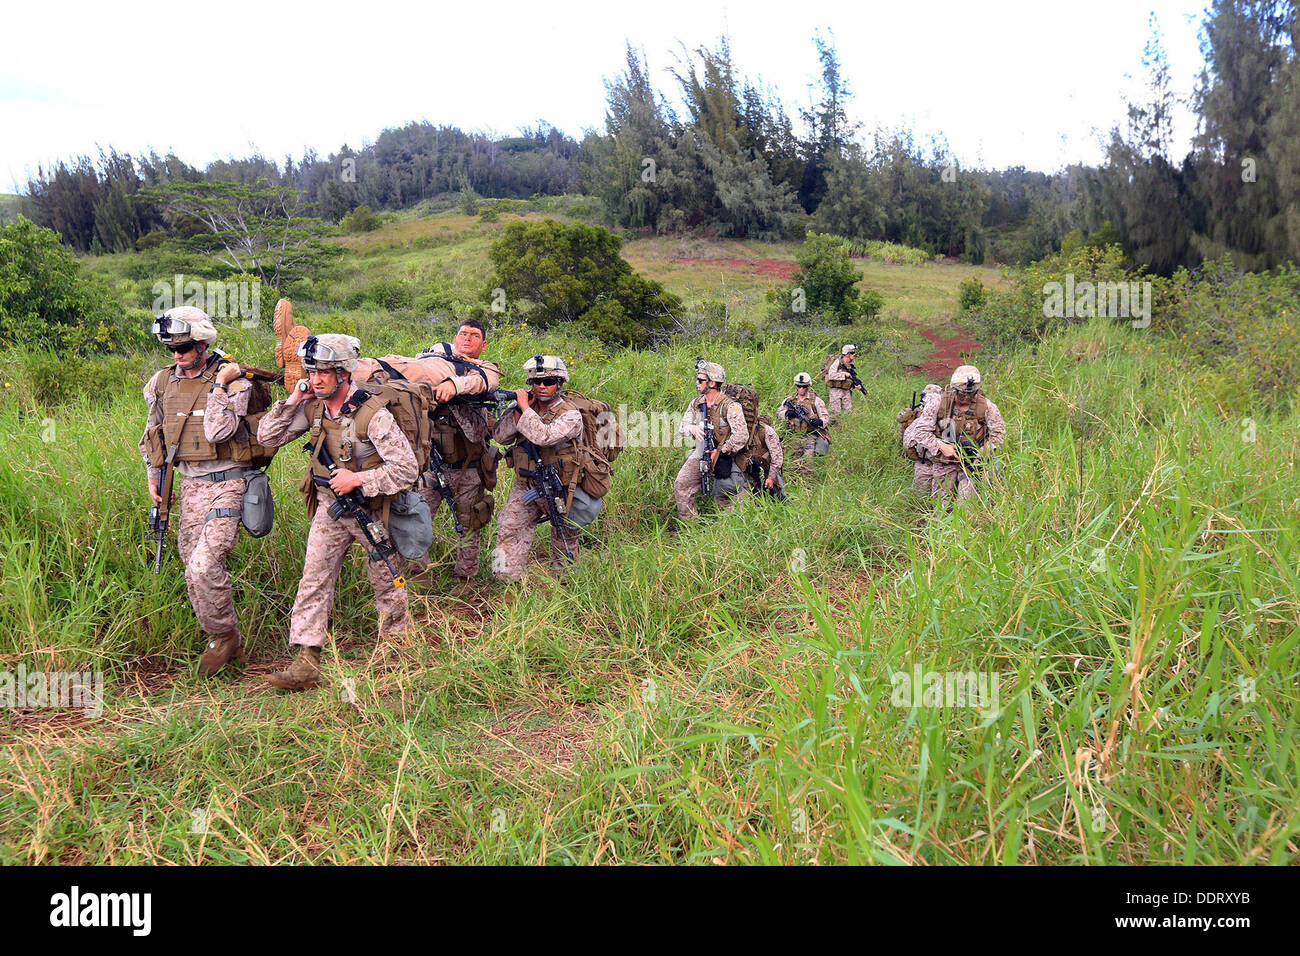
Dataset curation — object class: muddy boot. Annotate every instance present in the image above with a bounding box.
[198,630,244,677]
[265,646,322,691]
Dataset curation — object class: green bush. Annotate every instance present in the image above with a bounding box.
[0,217,145,355]
[486,219,681,347]
[958,276,988,314]
[786,233,880,324]
[339,205,381,233]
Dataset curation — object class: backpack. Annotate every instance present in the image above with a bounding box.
[349,379,434,478]
[897,402,924,461]
[561,389,626,499]
[722,383,765,459]
[819,353,838,383]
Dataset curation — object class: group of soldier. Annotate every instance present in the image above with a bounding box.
[140,308,1004,692]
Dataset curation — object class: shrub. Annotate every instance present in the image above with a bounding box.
[786,232,881,324]
[340,205,381,233]
[958,276,988,314]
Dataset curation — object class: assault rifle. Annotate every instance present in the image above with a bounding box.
[449,387,519,416]
[427,439,467,535]
[306,441,405,588]
[209,348,284,385]
[746,458,786,500]
[954,435,985,477]
[698,399,715,496]
[146,445,179,572]
[517,439,575,559]
[783,402,831,445]
[844,364,869,398]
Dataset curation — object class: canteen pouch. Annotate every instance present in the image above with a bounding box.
[240,469,275,538]
[387,489,434,559]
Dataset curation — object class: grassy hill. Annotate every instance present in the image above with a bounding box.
[0,213,1293,864]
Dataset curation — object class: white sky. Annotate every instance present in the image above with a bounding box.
[1,0,1208,193]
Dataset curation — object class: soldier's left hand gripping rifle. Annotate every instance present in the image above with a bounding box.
[517,439,574,560]
[698,398,716,496]
[306,441,406,588]
[845,365,869,399]
[785,402,832,445]
[146,443,179,573]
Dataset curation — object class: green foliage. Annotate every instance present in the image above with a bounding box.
[486,219,681,346]
[458,172,479,217]
[957,276,988,314]
[0,217,145,354]
[786,232,879,323]
[339,205,381,233]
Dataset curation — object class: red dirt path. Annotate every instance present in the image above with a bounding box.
[912,328,981,380]
[671,256,799,280]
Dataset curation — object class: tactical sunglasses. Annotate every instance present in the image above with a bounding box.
[531,376,562,387]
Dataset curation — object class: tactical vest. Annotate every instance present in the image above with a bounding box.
[432,405,483,467]
[934,389,990,445]
[783,393,819,433]
[826,358,852,389]
[704,395,750,471]
[150,357,265,465]
[301,392,395,516]
[508,394,585,487]
[750,419,772,469]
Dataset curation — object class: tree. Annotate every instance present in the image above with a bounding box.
[141,179,339,288]
[486,219,681,346]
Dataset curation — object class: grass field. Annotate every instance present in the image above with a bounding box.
[0,211,1294,865]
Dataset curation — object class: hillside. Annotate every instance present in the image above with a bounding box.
[0,213,1293,865]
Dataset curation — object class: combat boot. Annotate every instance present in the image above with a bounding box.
[198,630,244,677]
[266,646,322,691]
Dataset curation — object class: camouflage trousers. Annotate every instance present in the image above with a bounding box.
[795,433,823,458]
[288,500,408,649]
[418,466,484,579]
[176,475,246,639]
[925,461,980,505]
[829,387,853,417]
[492,478,580,582]
[673,453,748,517]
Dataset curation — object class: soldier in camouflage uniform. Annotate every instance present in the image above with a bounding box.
[140,306,267,677]
[824,344,859,418]
[909,365,1006,505]
[673,361,750,517]
[901,383,944,490]
[492,355,584,582]
[779,373,830,458]
[417,319,501,583]
[746,416,786,497]
[256,334,419,690]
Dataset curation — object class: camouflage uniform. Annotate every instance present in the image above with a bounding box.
[673,397,750,516]
[140,365,254,643]
[748,421,786,495]
[778,392,830,457]
[257,388,419,648]
[901,386,943,489]
[420,355,500,579]
[825,356,857,417]
[909,391,1006,504]
[492,401,584,581]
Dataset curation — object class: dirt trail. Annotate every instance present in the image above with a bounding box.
[911,327,982,380]
[670,256,798,280]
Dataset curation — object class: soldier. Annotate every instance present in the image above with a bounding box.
[418,320,501,584]
[900,383,944,490]
[673,361,750,517]
[745,415,786,497]
[824,344,860,418]
[256,334,419,690]
[909,365,1006,505]
[492,355,586,582]
[778,373,830,458]
[139,306,267,677]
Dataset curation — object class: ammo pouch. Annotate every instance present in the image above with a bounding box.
[240,469,275,538]
[479,445,501,493]
[564,485,603,528]
[714,453,735,480]
[387,489,434,559]
[467,493,495,532]
[814,437,830,456]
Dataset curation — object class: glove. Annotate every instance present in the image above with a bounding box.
[784,408,797,421]
[809,418,823,429]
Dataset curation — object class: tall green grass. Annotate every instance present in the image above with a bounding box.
[0,312,1293,864]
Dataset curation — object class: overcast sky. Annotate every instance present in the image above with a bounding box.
[1,0,1209,193]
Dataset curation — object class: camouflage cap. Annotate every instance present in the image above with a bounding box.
[698,361,726,385]
[299,333,361,372]
[523,353,569,382]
